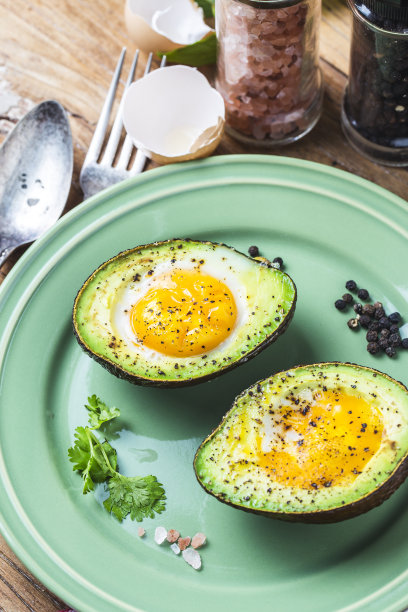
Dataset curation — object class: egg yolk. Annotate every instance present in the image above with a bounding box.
[255,390,384,489]
[129,269,237,357]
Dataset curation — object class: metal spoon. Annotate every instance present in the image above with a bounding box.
[0,100,73,267]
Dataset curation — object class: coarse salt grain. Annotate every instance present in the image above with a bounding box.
[138,527,146,538]
[154,526,167,545]
[182,547,202,570]
[191,532,206,549]
[167,529,180,543]
[177,536,191,551]
[171,543,181,555]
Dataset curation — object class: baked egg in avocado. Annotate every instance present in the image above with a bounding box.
[73,239,296,387]
[194,362,408,522]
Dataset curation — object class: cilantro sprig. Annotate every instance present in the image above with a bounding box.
[68,396,166,522]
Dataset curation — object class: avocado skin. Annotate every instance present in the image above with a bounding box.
[72,292,296,388]
[195,457,408,524]
[72,238,297,388]
[194,362,408,522]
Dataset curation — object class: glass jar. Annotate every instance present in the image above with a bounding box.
[215,0,323,146]
[342,1,408,166]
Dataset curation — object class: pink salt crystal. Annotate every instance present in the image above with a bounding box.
[167,529,180,543]
[178,536,191,551]
[191,533,207,549]
[182,548,202,571]
[138,527,146,538]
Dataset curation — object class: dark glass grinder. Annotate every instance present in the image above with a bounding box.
[341,0,408,166]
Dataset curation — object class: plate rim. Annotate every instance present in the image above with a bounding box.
[1,154,408,612]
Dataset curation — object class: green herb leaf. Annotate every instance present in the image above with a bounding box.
[103,473,166,522]
[68,426,117,494]
[86,394,120,429]
[195,0,215,18]
[161,32,217,67]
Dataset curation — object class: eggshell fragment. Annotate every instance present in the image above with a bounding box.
[125,0,213,54]
[123,65,225,164]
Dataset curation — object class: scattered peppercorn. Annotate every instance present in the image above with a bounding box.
[248,245,259,257]
[358,289,369,301]
[366,330,378,342]
[342,293,353,304]
[337,281,406,357]
[273,256,283,268]
[359,315,371,328]
[367,342,380,355]
[389,333,402,347]
[362,304,375,316]
[378,316,390,329]
[374,307,385,320]
[335,299,347,311]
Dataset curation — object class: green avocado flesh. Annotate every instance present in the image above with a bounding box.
[73,239,296,387]
[194,363,408,522]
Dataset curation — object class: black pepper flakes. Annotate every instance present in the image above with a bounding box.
[385,346,396,358]
[348,318,360,330]
[353,303,363,314]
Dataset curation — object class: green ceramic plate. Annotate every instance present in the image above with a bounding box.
[1,155,408,612]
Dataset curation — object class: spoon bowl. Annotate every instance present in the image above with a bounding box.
[0,100,73,267]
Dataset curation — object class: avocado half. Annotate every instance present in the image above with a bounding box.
[194,363,408,523]
[73,239,296,387]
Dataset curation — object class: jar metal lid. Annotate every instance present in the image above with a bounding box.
[231,0,303,8]
[354,0,408,26]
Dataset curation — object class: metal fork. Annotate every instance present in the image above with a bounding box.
[80,48,166,200]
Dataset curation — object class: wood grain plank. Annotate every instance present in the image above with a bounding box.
[0,540,65,611]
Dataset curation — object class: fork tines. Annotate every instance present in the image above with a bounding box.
[80,48,166,199]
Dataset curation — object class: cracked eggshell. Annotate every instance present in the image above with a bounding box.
[125,0,213,54]
[122,65,225,164]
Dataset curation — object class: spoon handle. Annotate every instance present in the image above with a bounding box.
[0,240,15,268]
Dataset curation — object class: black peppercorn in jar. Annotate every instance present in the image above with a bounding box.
[342,0,408,166]
[215,0,323,146]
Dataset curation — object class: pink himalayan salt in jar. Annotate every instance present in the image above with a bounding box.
[215,0,323,145]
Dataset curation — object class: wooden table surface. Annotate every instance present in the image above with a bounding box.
[0,0,407,610]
